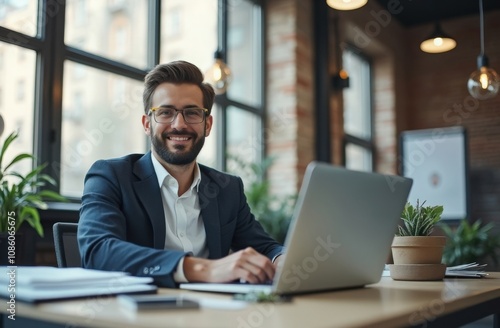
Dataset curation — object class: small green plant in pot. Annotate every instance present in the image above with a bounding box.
[390,200,447,281]
[397,200,444,237]
[0,131,66,239]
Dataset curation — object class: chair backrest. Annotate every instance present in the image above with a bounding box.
[52,222,81,268]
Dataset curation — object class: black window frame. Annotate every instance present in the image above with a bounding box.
[215,0,265,172]
[341,45,375,171]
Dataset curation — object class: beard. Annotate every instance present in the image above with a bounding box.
[151,128,205,165]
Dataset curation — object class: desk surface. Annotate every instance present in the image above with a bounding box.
[5,273,500,328]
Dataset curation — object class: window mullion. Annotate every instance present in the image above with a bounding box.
[147,0,161,68]
[344,134,373,151]
[66,46,147,80]
[36,0,67,191]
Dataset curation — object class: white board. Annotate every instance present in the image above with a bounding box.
[401,127,468,220]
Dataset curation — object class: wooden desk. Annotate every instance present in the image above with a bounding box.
[2,273,500,328]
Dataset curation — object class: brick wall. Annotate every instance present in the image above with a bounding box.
[266,0,314,195]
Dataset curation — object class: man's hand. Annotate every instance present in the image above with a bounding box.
[183,247,275,284]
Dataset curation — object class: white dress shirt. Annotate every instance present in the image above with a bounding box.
[151,155,209,282]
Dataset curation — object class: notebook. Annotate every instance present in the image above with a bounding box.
[180,161,413,295]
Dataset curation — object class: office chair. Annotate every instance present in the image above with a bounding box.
[52,222,81,268]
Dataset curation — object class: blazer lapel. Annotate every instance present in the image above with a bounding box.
[199,170,222,259]
[133,152,166,249]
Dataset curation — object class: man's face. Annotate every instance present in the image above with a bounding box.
[142,83,213,166]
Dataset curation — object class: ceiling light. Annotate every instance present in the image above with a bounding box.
[420,22,456,53]
[467,0,499,100]
[326,0,367,11]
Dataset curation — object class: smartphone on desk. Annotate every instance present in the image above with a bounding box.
[117,294,200,311]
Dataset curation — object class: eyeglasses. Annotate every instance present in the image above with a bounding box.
[148,107,208,124]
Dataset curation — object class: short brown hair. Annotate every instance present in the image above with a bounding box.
[143,61,215,114]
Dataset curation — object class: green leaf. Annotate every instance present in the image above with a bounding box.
[19,206,44,237]
[4,153,34,173]
[0,131,67,237]
[440,219,500,266]
[397,200,443,236]
[0,132,19,169]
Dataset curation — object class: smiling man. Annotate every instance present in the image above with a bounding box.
[78,61,284,288]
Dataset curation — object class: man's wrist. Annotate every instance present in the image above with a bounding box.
[173,256,188,283]
[183,256,210,282]
[272,253,283,263]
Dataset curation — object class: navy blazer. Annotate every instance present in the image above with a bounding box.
[78,152,284,287]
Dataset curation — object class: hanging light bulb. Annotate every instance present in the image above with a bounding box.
[326,0,367,11]
[468,56,500,100]
[205,50,232,95]
[420,22,456,53]
[467,0,499,100]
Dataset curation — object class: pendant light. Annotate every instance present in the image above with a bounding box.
[467,0,499,100]
[420,22,456,53]
[326,0,367,11]
[205,50,232,95]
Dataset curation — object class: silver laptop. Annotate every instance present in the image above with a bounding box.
[180,161,413,295]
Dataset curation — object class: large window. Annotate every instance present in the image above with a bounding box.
[0,0,264,199]
[342,47,374,172]
[0,42,36,174]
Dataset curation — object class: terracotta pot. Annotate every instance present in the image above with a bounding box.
[388,263,447,281]
[391,236,446,265]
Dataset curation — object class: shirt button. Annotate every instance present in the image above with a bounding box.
[179,232,185,237]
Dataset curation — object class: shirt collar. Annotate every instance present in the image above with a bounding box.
[151,153,201,192]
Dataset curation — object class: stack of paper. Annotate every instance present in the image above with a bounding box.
[0,266,157,303]
[445,263,488,278]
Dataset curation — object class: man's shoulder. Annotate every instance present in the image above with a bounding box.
[198,163,236,177]
[95,153,147,165]
[198,163,240,186]
[89,153,149,174]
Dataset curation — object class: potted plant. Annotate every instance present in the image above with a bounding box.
[389,200,446,280]
[441,219,500,268]
[0,131,66,265]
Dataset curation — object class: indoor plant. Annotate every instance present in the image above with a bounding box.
[227,155,296,244]
[390,200,446,280]
[441,219,500,268]
[0,131,66,238]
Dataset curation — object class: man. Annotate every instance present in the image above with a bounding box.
[78,61,284,288]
